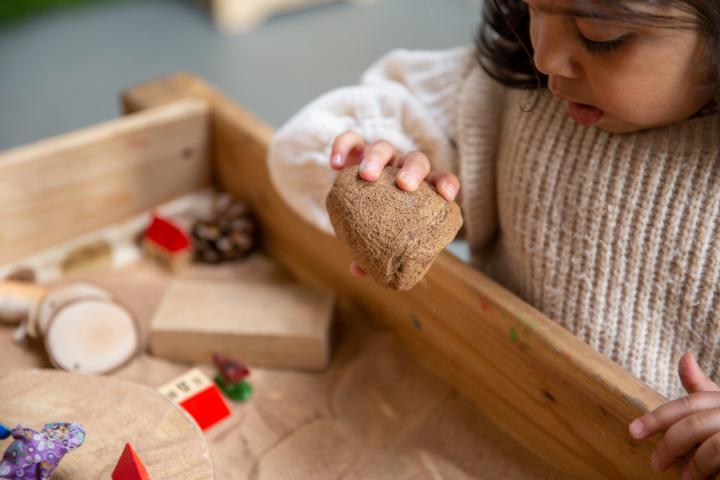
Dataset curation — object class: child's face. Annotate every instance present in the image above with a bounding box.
[524,0,715,133]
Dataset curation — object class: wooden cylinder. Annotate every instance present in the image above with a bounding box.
[0,280,140,374]
[0,280,47,325]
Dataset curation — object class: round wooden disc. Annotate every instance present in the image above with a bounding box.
[0,370,214,479]
[45,299,140,374]
[34,282,111,338]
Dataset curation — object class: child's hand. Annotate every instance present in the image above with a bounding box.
[629,352,720,479]
[329,131,460,278]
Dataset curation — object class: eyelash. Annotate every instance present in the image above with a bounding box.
[578,32,633,54]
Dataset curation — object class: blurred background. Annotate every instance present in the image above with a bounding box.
[0,0,484,151]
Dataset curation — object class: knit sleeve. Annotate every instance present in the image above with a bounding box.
[267,46,476,235]
[455,65,507,257]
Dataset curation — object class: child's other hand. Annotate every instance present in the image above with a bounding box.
[330,131,460,278]
[629,352,720,479]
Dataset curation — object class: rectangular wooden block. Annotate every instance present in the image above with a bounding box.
[150,279,335,369]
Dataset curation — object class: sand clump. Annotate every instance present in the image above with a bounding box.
[326,166,463,290]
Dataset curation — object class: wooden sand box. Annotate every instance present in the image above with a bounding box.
[0,257,565,479]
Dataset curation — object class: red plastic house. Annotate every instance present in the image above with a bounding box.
[158,368,231,431]
[143,214,191,271]
[111,443,150,480]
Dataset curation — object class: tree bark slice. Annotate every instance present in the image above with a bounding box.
[0,369,214,479]
[44,298,140,374]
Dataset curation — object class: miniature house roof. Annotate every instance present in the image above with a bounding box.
[144,215,191,253]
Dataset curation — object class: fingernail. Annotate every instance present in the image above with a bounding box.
[629,420,644,438]
[398,171,420,188]
[331,153,343,168]
[443,183,457,200]
[359,158,379,177]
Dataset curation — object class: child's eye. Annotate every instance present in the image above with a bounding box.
[578,32,633,55]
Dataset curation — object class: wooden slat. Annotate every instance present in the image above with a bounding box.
[0,98,211,265]
[122,74,678,479]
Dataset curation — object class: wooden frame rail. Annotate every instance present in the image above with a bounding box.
[0,98,211,265]
[121,74,679,479]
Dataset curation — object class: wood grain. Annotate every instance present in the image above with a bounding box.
[0,369,214,479]
[0,98,211,265]
[122,73,678,479]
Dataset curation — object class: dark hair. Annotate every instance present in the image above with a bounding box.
[475,0,720,97]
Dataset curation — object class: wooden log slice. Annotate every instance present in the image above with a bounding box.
[44,299,140,374]
[33,282,112,339]
[0,280,45,325]
[0,369,214,479]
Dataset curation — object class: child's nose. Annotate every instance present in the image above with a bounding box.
[532,17,582,80]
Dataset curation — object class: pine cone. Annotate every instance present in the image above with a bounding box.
[191,193,258,263]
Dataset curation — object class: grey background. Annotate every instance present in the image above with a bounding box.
[0,0,483,151]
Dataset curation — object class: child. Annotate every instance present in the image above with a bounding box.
[268,0,720,476]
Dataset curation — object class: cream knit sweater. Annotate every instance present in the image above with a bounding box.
[268,46,720,399]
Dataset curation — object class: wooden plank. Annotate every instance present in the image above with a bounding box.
[149,278,335,369]
[0,369,214,479]
[0,98,211,265]
[122,74,679,479]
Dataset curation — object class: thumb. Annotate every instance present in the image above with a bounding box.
[679,352,720,394]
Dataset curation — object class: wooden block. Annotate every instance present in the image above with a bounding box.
[158,368,231,431]
[0,280,46,325]
[111,443,150,480]
[150,279,335,369]
[60,239,112,274]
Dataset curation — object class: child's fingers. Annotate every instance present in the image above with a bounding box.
[331,131,365,170]
[629,392,720,440]
[359,141,396,181]
[649,409,720,471]
[426,170,460,201]
[396,152,431,191]
[349,261,366,277]
[681,431,720,480]
[679,352,720,394]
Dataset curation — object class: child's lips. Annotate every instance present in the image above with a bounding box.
[565,100,604,126]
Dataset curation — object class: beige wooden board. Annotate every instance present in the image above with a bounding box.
[150,278,334,369]
[0,369,214,479]
[122,74,678,479]
[0,98,211,265]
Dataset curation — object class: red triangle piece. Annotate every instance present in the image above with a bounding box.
[111,443,151,480]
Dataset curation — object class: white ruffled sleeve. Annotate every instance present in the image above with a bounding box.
[267,46,476,235]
